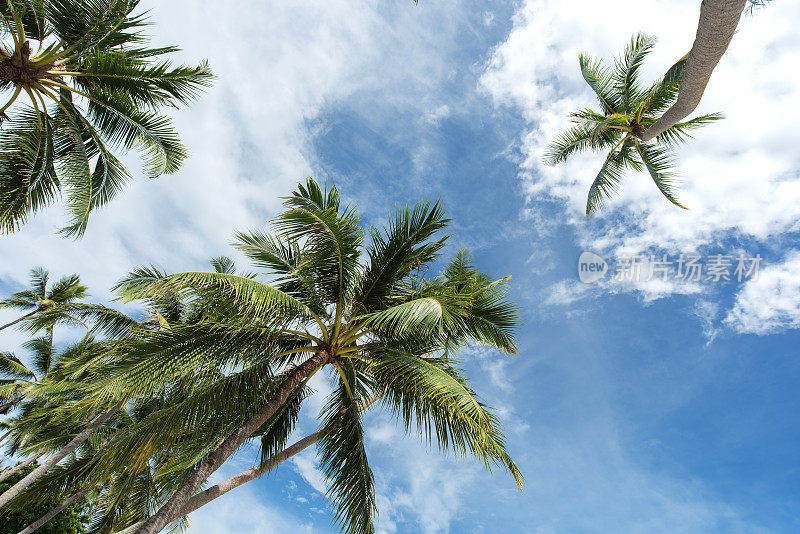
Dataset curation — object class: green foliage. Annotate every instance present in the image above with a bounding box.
[0,179,522,534]
[0,463,88,534]
[545,33,723,215]
[0,0,213,236]
[0,267,88,334]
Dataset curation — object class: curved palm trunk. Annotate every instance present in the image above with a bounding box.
[0,309,39,332]
[114,432,321,534]
[639,0,746,141]
[0,452,45,483]
[0,398,125,509]
[113,392,379,534]
[17,484,92,534]
[127,351,330,534]
[0,396,24,415]
[0,428,13,447]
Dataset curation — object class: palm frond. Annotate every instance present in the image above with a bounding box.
[0,351,35,380]
[544,123,619,166]
[120,271,316,324]
[82,88,186,178]
[585,139,632,216]
[276,189,363,307]
[46,273,87,302]
[353,199,449,314]
[634,140,686,209]
[210,256,236,275]
[0,106,58,233]
[357,293,465,338]
[578,53,619,113]
[641,56,687,117]
[655,112,724,148]
[318,363,376,534]
[233,231,325,313]
[370,351,523,488]
[29,266,49,299]
[612,33,656,112]
[53,92,95,237]
[23,332,54,376]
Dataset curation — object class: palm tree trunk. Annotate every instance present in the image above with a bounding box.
[0,398,125,509]
[114,392,380,534]
[126,351,330,534]
[0,428,13,447]
[114,431,321,534]
[0,452,45,483]
[0,396,24,415]
[0,309,39,332]
[17,484,92,534]
[639,0,746,141]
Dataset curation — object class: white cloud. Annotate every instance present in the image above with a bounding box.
[423,104,452,124]
[185,483,315,534]
[480,0,800,295]
[291,450,328,496]
[365,415,479,534]
[693,300,721,343]
[0,0,476,305]
[725,250,800,334]
[545,279,591,306]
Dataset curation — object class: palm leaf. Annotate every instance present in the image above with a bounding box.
[82,88,186,177]
[369,351,523,488]
[578,53,619,113]
[612,33,655,112]
[73,51,213,108]
[634,140,686,209]
[585,139,632,216]
[23,333,54,377]
[0,106,59,233]
[655,112,724,148]
[318,363,376,534]
[353,200,449,314]
[0,351,35,380]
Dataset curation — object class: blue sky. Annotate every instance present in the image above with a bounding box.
[2,0,800,532]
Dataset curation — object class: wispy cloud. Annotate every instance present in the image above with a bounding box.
[725,250,800,334]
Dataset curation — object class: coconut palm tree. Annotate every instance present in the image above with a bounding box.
[545,33,723,215]
[0,267,87,332]
[0,0,213,236]
[0,335,129,509]
[88,178,522,534]
[8,388,192,534]
[0,257,237,516]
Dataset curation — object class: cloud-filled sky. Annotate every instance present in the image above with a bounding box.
[2,0,800,532]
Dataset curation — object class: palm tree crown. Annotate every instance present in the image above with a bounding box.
[86,178,522,534]
[545,33,723,216]
[0,266,87,332]
[0,0,213,236]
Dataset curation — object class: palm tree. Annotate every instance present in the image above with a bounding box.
[545,33,723,215]
[0,339,56,484]
[0,259,232,517]
[89,178,522,534]
[0,333,131,510]
[0,0,213,236]
[0,267,87,332]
